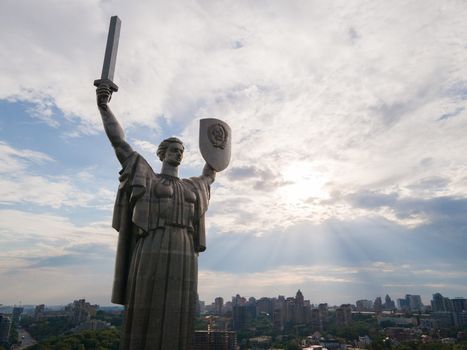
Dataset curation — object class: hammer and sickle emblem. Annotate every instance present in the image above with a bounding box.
[208,123,228,149]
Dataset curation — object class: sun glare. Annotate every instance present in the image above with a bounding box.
[277,162,329,205]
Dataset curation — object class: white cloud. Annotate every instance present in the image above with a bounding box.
[133,139,159,157]
[3,1,467,232]
[0,175,92,208]
[0,209,116,259]
[0,141,53,173]
[0,141,114,209]
[0,208,118,304]
[2,1,467,304]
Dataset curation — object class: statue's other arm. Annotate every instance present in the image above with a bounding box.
[202,163,216,185]
[96,85,133,164]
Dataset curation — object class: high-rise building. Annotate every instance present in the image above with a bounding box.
[405,295,423,312]
[257,297,273,316]
[0,315,11,343]
[198,300,206,315]
[34,304,45,320]
[233,304,255,330]
[309,308,322,331]
[318,303,328,319]
[431,293,461,313]
[281,297,295,326]
[384,295,396,310]
[444,297,454,312]
[272,308,282,330]
[356,299,373,311]
[427,294,466,327]
[342,304,352,325]
[452,298,466,313]
[335,308,345,327]
[12,307,24,323]
[196,295,205,316]
[454,311,467,327]
[223,301,232,314]
[232,294,246,307]
[272,296,285,330]
[432,312,454,328]
[295,290,304,307]
[65,299,98,325]
[374,297,383,313]
[398,298,410,311]
[193,330,237,350]
[214,297,224,315]
[432,293,446,312]
[294,290,305,324]
[336,304,352,327]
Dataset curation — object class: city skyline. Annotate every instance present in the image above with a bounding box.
[1,290,465,311]
[1,1,467,306]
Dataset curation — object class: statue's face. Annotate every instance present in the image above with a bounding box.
[164,142,184,166]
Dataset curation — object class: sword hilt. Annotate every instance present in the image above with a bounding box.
[94,78,119,92]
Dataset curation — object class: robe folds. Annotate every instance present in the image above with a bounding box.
[110,152,210,349]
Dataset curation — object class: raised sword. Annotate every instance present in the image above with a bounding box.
[94,16,121,92]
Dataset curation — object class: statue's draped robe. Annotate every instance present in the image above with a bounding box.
[111,152,210,350]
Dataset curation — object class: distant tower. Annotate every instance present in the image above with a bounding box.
[335,308,345,327]
[257,297,273,316]
[356,299,373,311]
[405,294,423,312]
[0,315,12,343]
[34,304,45,320]
[398,298,409,311]
[292,290,305,324]
[318,303,328,319]
[193,330,237,350]
[195,293,201,317]
[384,294,396,310]
[374,297,383,313]
[342,304,352,325]
[432,293,445,311]
[310,308,322,331]
[232,294,243,306]
[65,299,99,325]
[215,297,224,315]
[295,290,304,307]
[335,304,352,327]
[12,306,24,323]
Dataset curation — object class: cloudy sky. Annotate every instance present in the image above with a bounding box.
[1,0,467,307]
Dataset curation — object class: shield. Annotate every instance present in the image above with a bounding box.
[199,118,231,172]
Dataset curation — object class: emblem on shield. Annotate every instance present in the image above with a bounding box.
[199,118,231,172]
[208,123,228,149]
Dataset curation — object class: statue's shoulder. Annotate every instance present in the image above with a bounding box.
[182,176,211,199]
[118,152,159,189]
[182,176,205,187]
[121,151,155,173]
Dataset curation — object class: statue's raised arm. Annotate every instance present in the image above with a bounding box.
[94,15,131,164]
[96,85,133,164]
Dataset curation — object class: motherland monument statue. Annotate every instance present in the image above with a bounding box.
[94,16,231,349]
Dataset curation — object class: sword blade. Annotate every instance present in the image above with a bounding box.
[101,16,121,82]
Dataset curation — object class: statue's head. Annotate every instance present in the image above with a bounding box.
[157,137,184,166]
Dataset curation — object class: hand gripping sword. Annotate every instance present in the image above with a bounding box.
[94,16,121,92]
